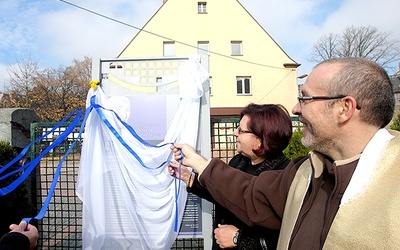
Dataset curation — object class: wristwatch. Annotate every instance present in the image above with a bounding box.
[233,230,240,246]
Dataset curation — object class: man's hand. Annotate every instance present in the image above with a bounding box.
[170,144,210,175]
[214,224,239,248]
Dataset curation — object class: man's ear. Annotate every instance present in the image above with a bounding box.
[338,96,358,124]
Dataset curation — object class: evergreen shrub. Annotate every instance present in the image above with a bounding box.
[0,140,34,236]
[390,113,400,131]
[283,128,311,160]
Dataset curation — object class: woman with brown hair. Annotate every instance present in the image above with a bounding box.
[169,103,292,249]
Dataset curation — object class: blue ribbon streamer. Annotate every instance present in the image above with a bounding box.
[173,149,184,232]
[0,110,81,178]
[0,110,84,196]
[1,91,185,233]
[23,106,92,225]
[90,95,173,169]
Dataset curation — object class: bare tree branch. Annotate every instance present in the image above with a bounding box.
[309,25,400,72]
[4,56,92,121]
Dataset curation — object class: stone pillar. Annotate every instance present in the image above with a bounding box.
[0,108,38,151]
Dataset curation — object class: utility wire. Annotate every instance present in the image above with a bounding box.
[257,69,294,103]
[58,0,289,70]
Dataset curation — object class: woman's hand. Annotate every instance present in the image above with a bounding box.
[168,161,194,187]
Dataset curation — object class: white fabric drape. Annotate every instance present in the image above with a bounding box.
[76,56,209,249]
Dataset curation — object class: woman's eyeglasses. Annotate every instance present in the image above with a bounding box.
[236,126,253,135]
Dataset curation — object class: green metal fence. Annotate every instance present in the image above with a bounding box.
[29,117,239,249]
[210,117,240,163]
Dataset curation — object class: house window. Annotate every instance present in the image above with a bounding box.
[237,77,251,95]
[198,41,209,71]
[231,41,242,56]
[163,41,175,56]
[198,2,207,14]
[197,41,209,55]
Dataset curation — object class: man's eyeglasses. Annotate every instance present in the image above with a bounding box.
[297,95,361,110]
[236,126,253,135]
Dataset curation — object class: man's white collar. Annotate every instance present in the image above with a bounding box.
[340,128,394,205]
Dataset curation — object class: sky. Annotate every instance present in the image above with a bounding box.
[0,0,399,92]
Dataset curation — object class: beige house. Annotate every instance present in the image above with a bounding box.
[118,0,300,116]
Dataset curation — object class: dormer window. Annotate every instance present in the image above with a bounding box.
[198,2,207,14]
